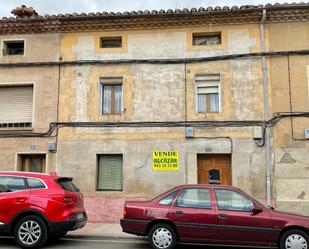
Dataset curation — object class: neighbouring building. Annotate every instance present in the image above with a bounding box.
[0,3,308,222]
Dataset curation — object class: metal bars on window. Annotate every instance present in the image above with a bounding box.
[195,74,220,113]
[193,33,221,46]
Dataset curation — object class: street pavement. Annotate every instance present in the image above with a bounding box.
[0,236,268,249]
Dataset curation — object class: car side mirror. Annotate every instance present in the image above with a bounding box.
[251,205,263,215]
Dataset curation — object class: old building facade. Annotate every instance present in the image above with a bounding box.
[0,3,308,222]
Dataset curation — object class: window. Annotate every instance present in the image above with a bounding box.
[215,189,254,212]
[158,191,178,205]
[101,77,123,115]
[100,36,122,48]
[176,188,211,209]
[0,176,26,192]
[97,154,123,191]
[0,85,33,128]
[209,169,221,184]
[193,32,221,46]
[21,155,45,173]
[196,74,220,113]
[2,40,24,55]
[27,178,46,189]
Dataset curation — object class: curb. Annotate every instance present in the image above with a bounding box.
[65,235,148,242]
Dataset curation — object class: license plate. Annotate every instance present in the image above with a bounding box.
[77,213,84,219]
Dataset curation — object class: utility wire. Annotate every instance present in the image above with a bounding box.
[0,50,309,68]
[1,112,309,138]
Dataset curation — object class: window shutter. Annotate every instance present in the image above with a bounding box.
[100,77,123,84]
[196,74,220,94]
[195,74,220,113]
[97,155,123,191]
[0,86,33,124]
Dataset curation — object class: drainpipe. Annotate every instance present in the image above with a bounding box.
[260,9,272,207]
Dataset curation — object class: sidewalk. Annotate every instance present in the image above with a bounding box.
[67,223,139,240]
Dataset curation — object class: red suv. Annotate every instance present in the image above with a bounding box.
[0,171,87,248]
[121,184,309,249]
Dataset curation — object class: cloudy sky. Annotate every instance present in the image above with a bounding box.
[0,0,300,17]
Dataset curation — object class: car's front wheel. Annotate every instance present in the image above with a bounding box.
[279,229,309,249]
[14,215,47,248]
[149,223,177,249]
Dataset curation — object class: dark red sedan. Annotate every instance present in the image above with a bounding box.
[121,184,309,249]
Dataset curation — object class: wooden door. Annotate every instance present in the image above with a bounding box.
[198,154,231,185]
[21,155,46,173]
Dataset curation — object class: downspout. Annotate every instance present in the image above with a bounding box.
[260,9,272,207]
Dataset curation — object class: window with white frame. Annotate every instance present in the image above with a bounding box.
[100,77,123,115]
[195,74,220,113]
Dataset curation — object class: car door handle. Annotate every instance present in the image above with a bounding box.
[175,211,183,216]
[218,214,228,219]
[13,197,27,204]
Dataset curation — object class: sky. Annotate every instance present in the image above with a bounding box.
[0,0,302,18]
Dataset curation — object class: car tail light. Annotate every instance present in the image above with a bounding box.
[123,206,127,218]
[63,196,73,203]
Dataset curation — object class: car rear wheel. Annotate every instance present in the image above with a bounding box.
[14,215,47,248]
[279,229,309,249]
[149,223,177,249]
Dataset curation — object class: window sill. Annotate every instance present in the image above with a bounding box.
[190,44,224,51]
[95,191,124,196]
[1,55,25,59]
[196,112,221,114]
[98,47,126,53]
[0,127,33,132]
[2,54,24,56]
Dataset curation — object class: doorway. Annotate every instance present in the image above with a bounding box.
[197,154,231,185]
[20,154,46,173]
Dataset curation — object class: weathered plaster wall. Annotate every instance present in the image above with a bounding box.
[0,34,60,172]
[0,33,60,63]
[275,148,309,215]
[57,127,264,222]
[186,59,263,121]
[61,25,261,61]
[269,21,309,214]
[0,137,57,172]
[57,24,267,221]
[0,67,59,132]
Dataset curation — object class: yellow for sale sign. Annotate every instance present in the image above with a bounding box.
[152,151,179,171]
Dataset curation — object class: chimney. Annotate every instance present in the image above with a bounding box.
[11,5,38,19]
